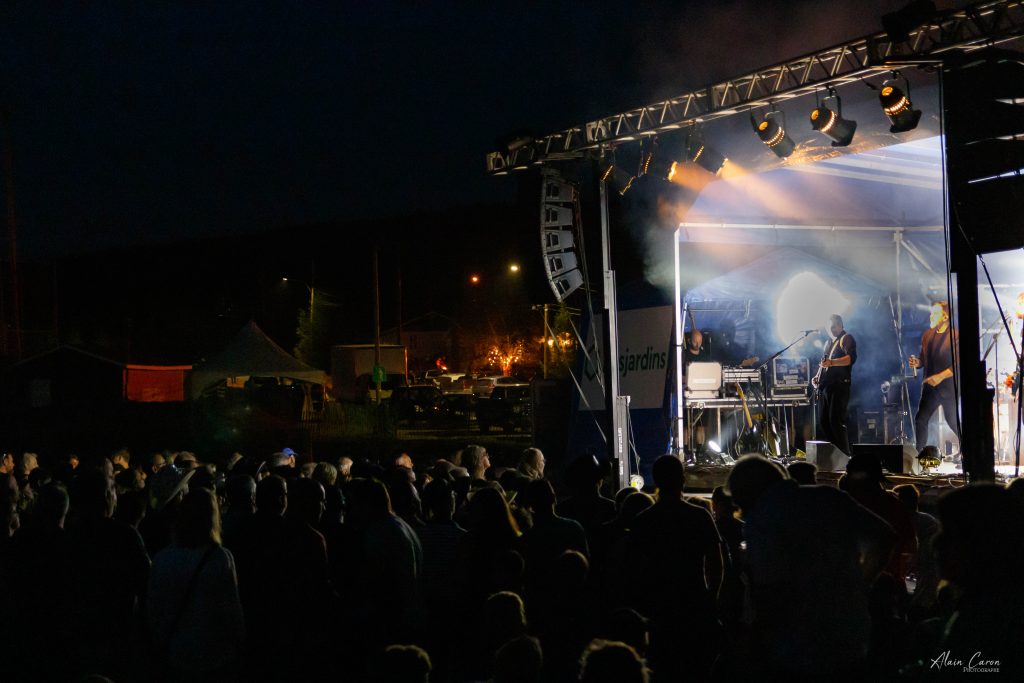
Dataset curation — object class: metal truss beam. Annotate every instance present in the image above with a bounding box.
[487,0,1024,174]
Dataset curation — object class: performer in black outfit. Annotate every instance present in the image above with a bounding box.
[813,314,857,455]
[684,329,711,370]
[909,301,959,452]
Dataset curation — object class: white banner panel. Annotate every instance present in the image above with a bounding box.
[580,306,673,411]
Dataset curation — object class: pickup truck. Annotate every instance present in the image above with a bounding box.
[476,383,532,433]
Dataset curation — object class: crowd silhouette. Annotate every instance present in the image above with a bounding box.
[1,444,1022,681]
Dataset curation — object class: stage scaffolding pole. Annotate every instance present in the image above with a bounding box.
[599,176,629,491]
[673,228,686,458]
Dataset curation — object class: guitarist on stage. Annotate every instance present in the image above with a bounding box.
[908,301,960,453]
[812,314,857,455]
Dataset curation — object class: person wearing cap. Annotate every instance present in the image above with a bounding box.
[813,313,857,455]
[268,451,297,479]
[844,453,916,578]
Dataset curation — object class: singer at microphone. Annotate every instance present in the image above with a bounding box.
[814,314,856,455]
[909,301,960,454]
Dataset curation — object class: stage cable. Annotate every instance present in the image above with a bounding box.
[574,171,604,394]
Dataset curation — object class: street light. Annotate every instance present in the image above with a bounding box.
[509,263,520,273]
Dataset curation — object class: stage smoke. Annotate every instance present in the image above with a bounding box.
[775,271,851,342]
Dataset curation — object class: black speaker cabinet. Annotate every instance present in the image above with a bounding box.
[805,441,849,472]
[851,443,910,474]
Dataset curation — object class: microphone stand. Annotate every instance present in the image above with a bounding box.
[755,330,816,457]
[888,295,915,446]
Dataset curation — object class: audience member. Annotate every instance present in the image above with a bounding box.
[369,644,431,683]
[347,478,423,659]
[221,473,256,547]
[494,635,543,683]
[66,466,150,681]
[786,460,818,485]
[724,454,895,680]
[517,448,546,480]
[845,453,917,578]
[462,444,491,481]
[628,454,722,681]
[146,488,244,682]
[457,485,521,611]
[9,482,73,680]
[140,466,195,557]
[556,455,616,554]
[579,639,649,683]
[933,484,1024,676]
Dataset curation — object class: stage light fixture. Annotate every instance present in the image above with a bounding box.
[599,157,637,196]
[686,132,726,175]
[879,72,922,133]
[638,140,683,181]
[751,109,795,158]
[810,87,857,147]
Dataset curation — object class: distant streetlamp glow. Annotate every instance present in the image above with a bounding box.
[470,274,481,284]
[509,264,520,273]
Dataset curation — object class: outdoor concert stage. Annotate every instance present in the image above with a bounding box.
[666,75,1023,476]
[502,6,1024,486]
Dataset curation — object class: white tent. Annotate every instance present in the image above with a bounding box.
[188,322,326,399]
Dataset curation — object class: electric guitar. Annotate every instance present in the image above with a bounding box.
[812,335,842,399]
[732,382,761,456]
[812,357,826,400]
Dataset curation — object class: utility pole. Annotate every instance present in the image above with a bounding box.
[373,246,382,403]
[1,110,21,359]
[309,261,316,329]
[543,303,549,379]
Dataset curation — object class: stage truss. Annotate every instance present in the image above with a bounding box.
[487,0,1024,174]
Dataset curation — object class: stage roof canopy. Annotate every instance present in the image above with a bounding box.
[678,136,945,249]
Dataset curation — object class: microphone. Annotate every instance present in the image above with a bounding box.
[802,329,819,334]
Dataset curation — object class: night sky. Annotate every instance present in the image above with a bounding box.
[2,0,926,259]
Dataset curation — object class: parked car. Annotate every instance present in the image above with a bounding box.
[472,375,527,398]
[476,383,532,433]
[441,392,474,426]
[389,385,447,426]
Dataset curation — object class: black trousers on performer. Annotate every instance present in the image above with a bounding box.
[915,380,960,451]
[819,381,851,455]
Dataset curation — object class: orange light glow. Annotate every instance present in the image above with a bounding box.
[470,275,480,284]
[509,264,520,273]
[488,341,524,376]
[1016,292,1024,319]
